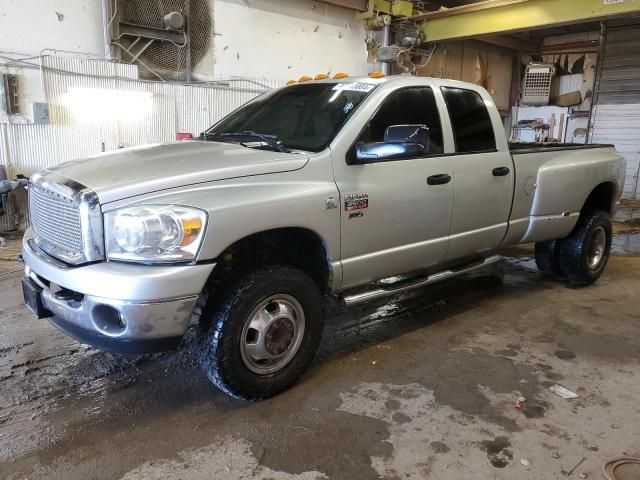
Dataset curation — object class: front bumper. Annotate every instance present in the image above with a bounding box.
[22,230,215,354]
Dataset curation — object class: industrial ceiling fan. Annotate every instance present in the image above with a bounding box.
[106,0,212,81]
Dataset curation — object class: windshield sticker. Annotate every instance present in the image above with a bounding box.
[332,82,376,93]
[345,193,369,211]
[343,102,354,114]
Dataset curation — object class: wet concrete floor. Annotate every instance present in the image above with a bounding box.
[1,233,640,479]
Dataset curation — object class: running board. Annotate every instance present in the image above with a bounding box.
[340,255,502,307]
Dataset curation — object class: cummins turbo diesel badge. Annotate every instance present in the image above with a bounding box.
[344,193,368,211]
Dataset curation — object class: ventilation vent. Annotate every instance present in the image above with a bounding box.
[521,63,555,105]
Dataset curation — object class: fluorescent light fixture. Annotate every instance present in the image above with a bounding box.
[65,87,153,123]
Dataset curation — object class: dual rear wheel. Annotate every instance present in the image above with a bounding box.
[535,209,612,285]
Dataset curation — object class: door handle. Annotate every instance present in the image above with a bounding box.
[427,173,451,185]
[492,166,510,176]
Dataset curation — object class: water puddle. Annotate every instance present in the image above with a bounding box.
[611,232,640,256]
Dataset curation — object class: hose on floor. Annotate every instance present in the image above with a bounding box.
[603,457,640,480]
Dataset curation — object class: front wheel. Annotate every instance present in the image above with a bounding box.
[557,210,612,285]
[197,265,323,400]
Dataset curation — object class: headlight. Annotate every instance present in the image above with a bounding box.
[105,205,207,263]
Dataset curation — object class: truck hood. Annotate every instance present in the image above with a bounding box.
[46,141,309,204]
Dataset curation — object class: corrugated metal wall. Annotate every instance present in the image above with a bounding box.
[591,104,640,201]
[591,27,640,204]
[594,27,640,105]
[0,57,281,231]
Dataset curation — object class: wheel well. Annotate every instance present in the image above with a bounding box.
[581,182,616,216]
[210,228,332,293]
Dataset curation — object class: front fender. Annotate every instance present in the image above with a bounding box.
[101,170,341,282]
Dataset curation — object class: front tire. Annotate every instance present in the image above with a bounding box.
[557,210,612,285]
[197,265,323,400]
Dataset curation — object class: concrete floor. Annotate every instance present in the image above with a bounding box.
[1,230,640,480]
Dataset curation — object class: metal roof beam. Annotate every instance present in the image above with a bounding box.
[314,0,367,11]
[410,0,640,43]
[476,34,539,52]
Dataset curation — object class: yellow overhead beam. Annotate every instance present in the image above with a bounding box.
[418,0,640,42]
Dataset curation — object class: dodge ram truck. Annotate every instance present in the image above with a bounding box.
[21,75,624,400]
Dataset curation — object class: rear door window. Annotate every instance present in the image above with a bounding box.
[441,87,496,153]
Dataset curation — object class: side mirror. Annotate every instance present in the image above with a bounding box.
[354,124,430,163]
[384,124,430,148]
[355,141,425,163]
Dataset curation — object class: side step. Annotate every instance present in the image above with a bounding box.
[340,255,502,307]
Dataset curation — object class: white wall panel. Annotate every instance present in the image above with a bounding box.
[3,57,279,178]
[591,103,640,200]
[211,0,369,81]
[0,0,104,57]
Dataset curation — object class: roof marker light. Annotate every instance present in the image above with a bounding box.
[369,71,386,78]
[314,74,329,80]
[286,80,297,85]
[298,76,312,82]
[333,73,349,79]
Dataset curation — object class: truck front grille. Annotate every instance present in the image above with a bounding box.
[29,184,84,261]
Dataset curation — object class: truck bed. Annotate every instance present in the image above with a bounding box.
[503,142,622,247]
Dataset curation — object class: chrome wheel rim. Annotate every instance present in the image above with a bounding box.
[587,226,607,270]
[240,294,305,375]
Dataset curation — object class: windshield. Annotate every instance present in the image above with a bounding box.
[205,82,378,152]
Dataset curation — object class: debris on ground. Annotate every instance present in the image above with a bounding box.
[514,396,527,409]
[566,457,586,476]
[521,458,531,466]
[549,384,579,399]
[252,447,265,476]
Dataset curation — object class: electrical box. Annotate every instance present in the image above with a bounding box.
[0,74,19,115]
[378,45,401,63]
[30,102,50,125]
[391,0,413,17]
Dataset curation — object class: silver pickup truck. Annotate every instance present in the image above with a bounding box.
[22,76,624,399]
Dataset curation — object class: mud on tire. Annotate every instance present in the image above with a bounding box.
[557,209,612,286]
[196,265,323,400]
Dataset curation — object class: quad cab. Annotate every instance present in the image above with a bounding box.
[22,76,624,399]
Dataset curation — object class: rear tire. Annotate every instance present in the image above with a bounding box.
[535,240,562,278]
[557,210,612,285]
[197,265,323,400]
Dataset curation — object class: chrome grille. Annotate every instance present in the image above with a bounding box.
[29,184,83,260]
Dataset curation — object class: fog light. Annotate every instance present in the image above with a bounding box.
[92,305,126,334]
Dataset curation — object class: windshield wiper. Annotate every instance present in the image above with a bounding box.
[201,131,290,153]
